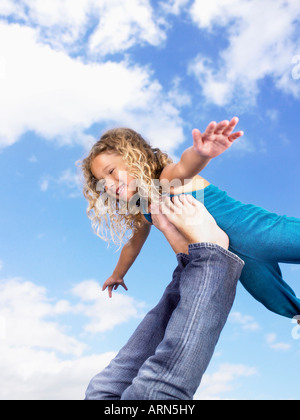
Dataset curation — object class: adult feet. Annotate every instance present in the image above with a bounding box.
[161,194,229,250]
[150,202,189,255]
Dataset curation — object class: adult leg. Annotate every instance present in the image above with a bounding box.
[85,207,192,400]
[85,252,189,400]
[121,195,244,400]
[86,200,192,400]
[121,243,244,400]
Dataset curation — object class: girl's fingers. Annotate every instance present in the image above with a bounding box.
[229,131,244,142]
[109,282,128,292]
[201,117,240,138]
[214,120,229,135]
[204,121,217,136]
[223,117,239,136]
[192,128,202,143]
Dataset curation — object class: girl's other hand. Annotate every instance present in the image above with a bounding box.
[192,117,244,159]
[102,275,128,298]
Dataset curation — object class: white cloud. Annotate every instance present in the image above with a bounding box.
[266,109,279,122]
[0,276,145,399]
[0,346,116,400]
[57,169,82,198]
[189,0,300,107]
[88,0,166,56]
[38,168,90,198]
[0,21,184,153]
[1,0,166,56]
[266,333,291,351]
[229,312,260,332]
[56,169,83,198]
[160,0,190,15]
[28,155,38,163]
[36,233,45,240]
[195,363,257,400]
[0,277,84,356]
[0,55,6,80]
[0,315,5,340]
[72,280,145,333]
[168,77,192,107]
[39,178,49,192]
[23,0,91,36]
[190,0,243,28]
[0,0,24,17]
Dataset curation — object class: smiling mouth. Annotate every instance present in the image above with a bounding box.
[116,184,126,196]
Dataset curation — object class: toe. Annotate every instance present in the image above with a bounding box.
[185,194,198,207]
[173,195,184,209]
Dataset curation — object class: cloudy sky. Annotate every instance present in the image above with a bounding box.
[0,0,300,400]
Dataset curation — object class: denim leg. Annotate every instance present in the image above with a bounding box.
[121,243,244,400]
[85,252,190,400]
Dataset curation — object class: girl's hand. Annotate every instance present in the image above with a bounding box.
[102,275,128,298]
[192,117,244,158]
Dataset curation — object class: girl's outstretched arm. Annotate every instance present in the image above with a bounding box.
[161,117,243,182]
[102,221,152,297]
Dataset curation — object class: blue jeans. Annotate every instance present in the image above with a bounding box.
[85,243,244,400]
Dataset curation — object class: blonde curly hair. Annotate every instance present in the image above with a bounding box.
[80,128,173,248]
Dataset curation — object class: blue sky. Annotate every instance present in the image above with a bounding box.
[0,0,300,400]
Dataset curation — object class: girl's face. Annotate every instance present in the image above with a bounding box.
[91,152,137,201]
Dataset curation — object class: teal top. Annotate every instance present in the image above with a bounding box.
[141,183,300,320]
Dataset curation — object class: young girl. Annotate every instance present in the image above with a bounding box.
[80,117,300,320]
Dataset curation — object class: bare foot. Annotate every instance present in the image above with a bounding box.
[161,194,229,250]
[150,203,189,255]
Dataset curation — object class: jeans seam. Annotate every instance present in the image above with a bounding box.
[188,242,245,266]
[147,251,213,400]
[176,252,190,264]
